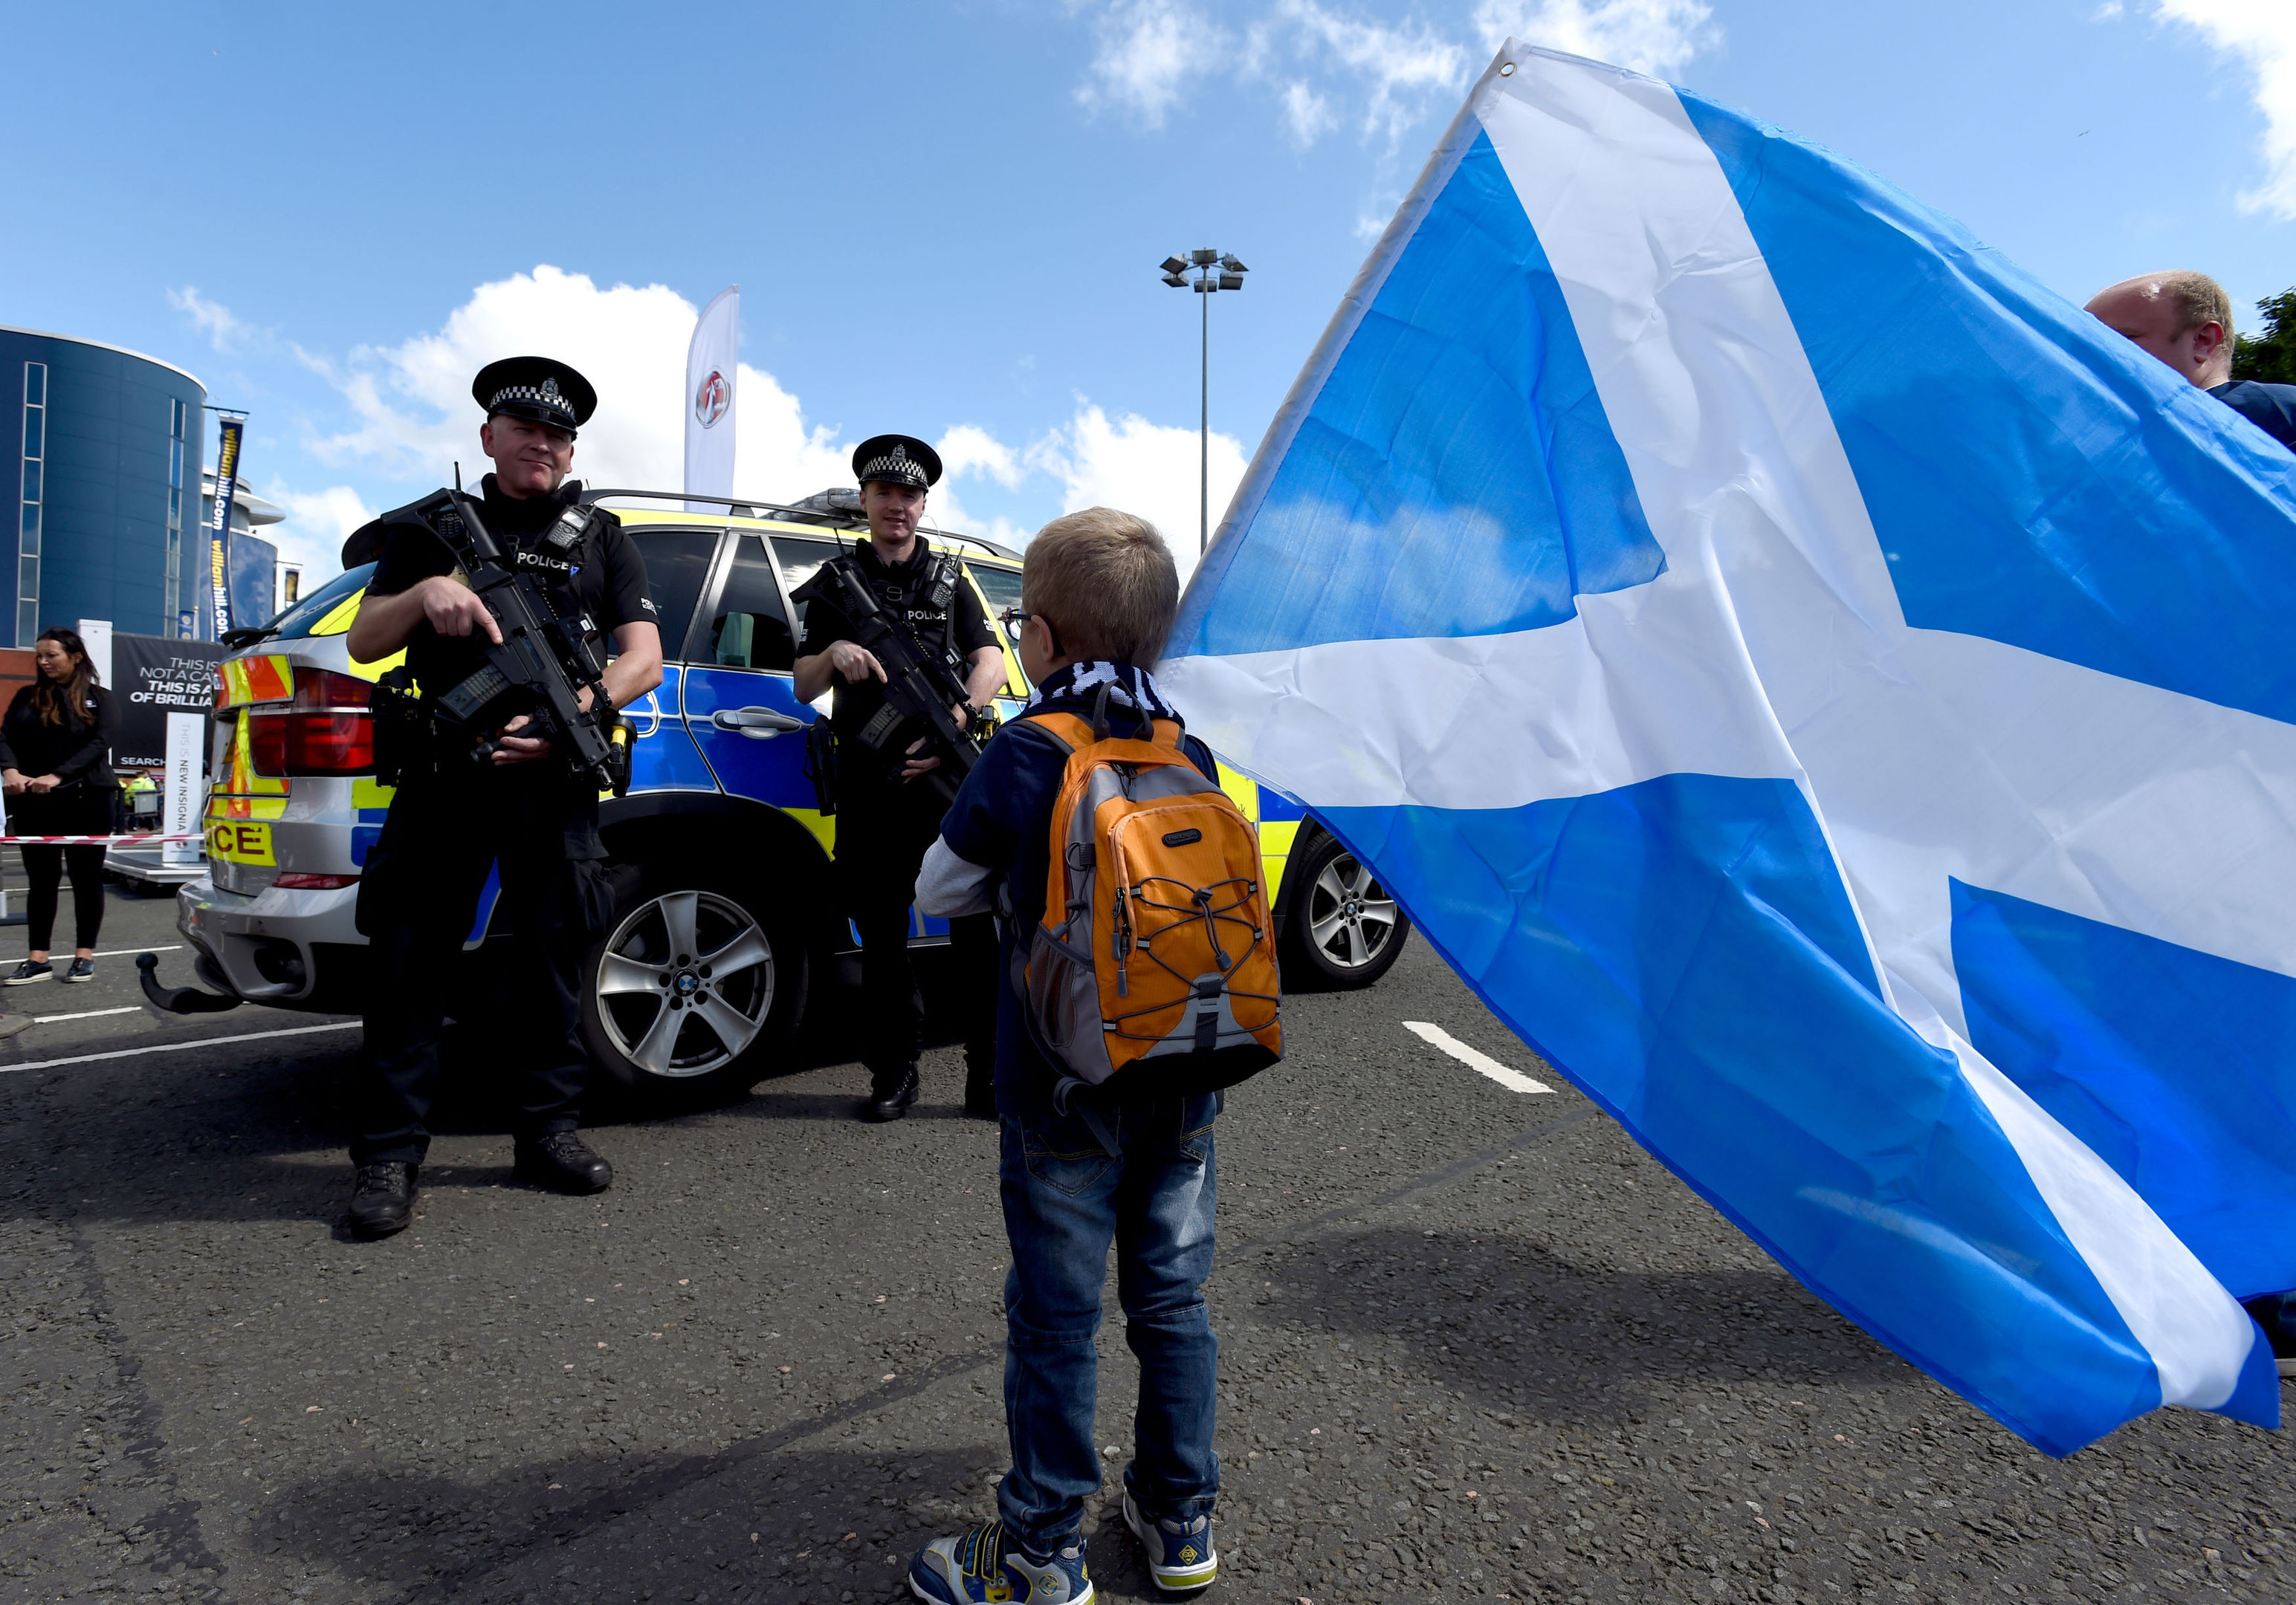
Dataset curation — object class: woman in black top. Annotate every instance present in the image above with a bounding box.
[0,627,120,984]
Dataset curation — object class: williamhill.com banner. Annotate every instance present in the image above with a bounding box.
[208,412,245,638]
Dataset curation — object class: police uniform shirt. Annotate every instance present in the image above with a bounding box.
[364,476,656,702]
[797,536,995,757]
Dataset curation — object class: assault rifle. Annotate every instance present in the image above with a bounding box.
[805,552,995,802]
[401,479,633,795]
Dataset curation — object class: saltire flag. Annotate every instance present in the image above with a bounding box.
[1160,43,2296,1454]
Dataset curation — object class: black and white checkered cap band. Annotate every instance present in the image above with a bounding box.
[861,449,929,485]
[488,381,575,418]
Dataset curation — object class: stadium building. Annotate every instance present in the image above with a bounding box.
[4,325,277,645]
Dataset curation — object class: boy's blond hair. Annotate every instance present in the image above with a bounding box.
[1024,508,1181,667]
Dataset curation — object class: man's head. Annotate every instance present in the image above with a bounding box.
[2085,271,2236,388]
[482,413,576,499]
[470,356,596,498]
[850,434,943,550]
[1019,508,1180,678]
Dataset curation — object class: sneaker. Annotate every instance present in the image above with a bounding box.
[1123,1491,1217,1592]
[909,1521,1092,1604]
[5,960,51,985]
[63,958,94,984]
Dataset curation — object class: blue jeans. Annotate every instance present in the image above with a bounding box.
[997,1092,1223,1552]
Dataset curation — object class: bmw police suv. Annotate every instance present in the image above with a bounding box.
[171,490,1411,1100]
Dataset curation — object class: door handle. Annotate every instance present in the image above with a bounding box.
[712,706,806,738]
[624,690,663,738]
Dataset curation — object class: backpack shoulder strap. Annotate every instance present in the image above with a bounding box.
[1023,710,1189,757]
[1021,711,1094,753]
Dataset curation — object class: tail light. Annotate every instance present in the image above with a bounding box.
[246,669,378,776]
[274,872,360,890]
[291,669,372,710]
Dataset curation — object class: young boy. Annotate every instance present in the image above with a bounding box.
[908,509,1225,1604]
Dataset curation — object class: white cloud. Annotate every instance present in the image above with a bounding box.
[1472,0,1716,78]
[306,265,696,490]
[294,267,1229,580]
[939,424,1026,488]
[299,264,873,519]
[1029,403,1249,584]
[1070,1,1715,155]
[728,361,852,508]
[168,285,253,353]
[1076,0,1232,126]
[262,484,378,586]
[2154,0,2296,218]
[1281,80,1337,146]
[1280,0,1472,148]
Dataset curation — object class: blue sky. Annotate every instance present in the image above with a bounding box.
[6,0,2292,586]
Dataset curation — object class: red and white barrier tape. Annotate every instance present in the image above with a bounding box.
[0,833,203,845]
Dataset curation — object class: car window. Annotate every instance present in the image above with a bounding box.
[708,535,797,672]
[269,564,375,640]
[967,562,1023,618]
[770,536,845,635]
[630,528,718,660]
[963,562,1031,696]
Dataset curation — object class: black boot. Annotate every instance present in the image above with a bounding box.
[514,1131,614,1194]
[863,1064,920,1123]
[348,1161,419,1239]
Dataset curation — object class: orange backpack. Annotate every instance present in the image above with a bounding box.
[1020,707,1283,1097]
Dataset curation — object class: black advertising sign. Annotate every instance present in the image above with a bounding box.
[112,633,229,770]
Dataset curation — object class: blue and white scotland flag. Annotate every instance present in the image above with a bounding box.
[1161,43,2296,1454]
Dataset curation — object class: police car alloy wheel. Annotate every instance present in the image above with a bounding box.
[589,888,776,1078]
[1280,831,1411,989]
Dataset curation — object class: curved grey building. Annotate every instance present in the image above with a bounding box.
[4,325,208,645]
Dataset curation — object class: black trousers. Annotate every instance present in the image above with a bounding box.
[13,785,112,953]
[22,845,106,952]
[349,768,603,1165]
[835,779,997,1082]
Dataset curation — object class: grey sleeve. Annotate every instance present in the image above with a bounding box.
[915,836,997,918]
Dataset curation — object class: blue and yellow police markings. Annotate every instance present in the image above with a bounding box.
[1215,761,1304,909]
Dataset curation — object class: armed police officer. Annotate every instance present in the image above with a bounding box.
[339,357,664,1240]
[792,435,1004,1122]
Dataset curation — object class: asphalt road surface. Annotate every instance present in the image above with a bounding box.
[3,879,2291,1605]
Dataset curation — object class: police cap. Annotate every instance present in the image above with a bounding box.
[472,356,597,436]
[851,434,942,490]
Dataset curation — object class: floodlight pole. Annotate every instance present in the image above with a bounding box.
[1160,250,1248,554]
[1200,287,1210,555]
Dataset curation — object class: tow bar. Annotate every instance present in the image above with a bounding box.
[137,952,242,1015]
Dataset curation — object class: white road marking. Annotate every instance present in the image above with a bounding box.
[28,1006,143,1023]
[0,1021,360,1076]
[1404,1021,1552,1095]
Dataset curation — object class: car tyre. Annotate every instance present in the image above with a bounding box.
[580,864,807,1102]
[1278,829,1410,990]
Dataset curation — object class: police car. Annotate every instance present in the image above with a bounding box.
[172,491,1410,1099]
